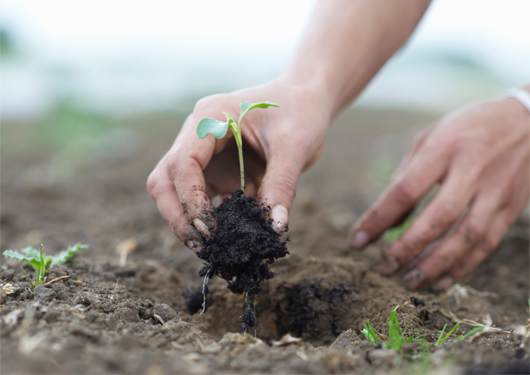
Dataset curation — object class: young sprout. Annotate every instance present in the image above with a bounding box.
[196,101,279,193]
[362,310,414,353]
[435,322,461,346]
[3,244,87,291]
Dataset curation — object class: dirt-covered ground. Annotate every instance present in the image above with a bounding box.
[1,108,529,374]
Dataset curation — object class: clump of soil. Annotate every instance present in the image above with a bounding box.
[182,288,205,315]
[287,280,359,337]
[240,306,258,333]
[197,189,289,296]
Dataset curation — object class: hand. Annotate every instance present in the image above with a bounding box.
[351,95,530,290]
[147,78,332,252]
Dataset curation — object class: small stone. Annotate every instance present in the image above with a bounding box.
[0,289,6,304]
[153,303,178,323]
[2,283,14,294]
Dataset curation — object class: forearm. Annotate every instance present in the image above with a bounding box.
[283,0,431,118]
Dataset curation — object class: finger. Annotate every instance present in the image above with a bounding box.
[379,168,477,276]
[351,135,451,248]
[402,191,501,289]
[392,125,434,179]
[147,165,202,253]
[448,169,529,282]
[257,141,304,234]
[166,115,220,238]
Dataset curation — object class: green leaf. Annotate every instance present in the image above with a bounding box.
[20,246,41,259]
[197,118,230,139]
[3,249,42,270]
[238,101,279,127]
[50,243,88,267]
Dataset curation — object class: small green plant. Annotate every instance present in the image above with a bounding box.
[384,215,415,244]
[3,244,87,291]
[362,310,415,353]
[197,101,279,193]
[453,326,484,343]
[436,322,461,346]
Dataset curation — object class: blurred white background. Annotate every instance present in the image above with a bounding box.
[1,0,529,120]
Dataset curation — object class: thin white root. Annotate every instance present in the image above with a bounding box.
[200,269,211,315]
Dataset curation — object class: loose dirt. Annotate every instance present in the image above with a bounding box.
[1,108,528,374]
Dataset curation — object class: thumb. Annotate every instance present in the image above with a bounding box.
[257,151,302,234]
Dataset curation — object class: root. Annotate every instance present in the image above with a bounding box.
[200,269,211,315]
[41,275,71,287]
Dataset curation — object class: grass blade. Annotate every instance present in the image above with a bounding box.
[454,326,483,343]
[436,322,461,346]
[436,324,447,346]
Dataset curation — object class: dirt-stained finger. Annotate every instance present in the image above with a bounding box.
[403,191,501,289]
[449,165,529,281]
[166,117,220,238]
[147,167,202,252]
[351,136,450,249]
[379,168,477,277]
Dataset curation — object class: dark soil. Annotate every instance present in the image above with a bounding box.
[1,108,529,374]
[197,189,289,296]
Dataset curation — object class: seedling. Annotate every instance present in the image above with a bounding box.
[435,322,461,346]
[3,243,87,291]
[453,326,484,344]
[197,101,279,193]
[362,310,415,353]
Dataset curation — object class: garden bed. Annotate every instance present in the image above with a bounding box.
[1,108,528,374]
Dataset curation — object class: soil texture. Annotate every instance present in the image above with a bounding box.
[197,189,289,296]
[1,108,529,374]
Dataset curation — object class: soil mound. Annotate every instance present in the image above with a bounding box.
[197,189,289,295]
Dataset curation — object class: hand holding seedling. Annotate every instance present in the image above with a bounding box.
[351,91,530,290]
[147,80,331,251]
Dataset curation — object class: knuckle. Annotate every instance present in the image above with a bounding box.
[393,178,421,206]
[436,204,461,226]
[439,132,461,153]
[193,94,228,115]
[457,220,486,246]
[146,172,157,197]
[165,153,180,178]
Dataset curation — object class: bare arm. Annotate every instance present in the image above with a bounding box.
[284,0,431,117]
[148,0,431,251]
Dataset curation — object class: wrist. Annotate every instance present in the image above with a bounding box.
[275,73,337,122]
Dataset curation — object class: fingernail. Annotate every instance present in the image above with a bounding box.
[433,276,453,292]
[376,256,400,275]
[187,240,202,254]
[351,231,369,248]
[271,205,288,234]
[193,218,210,238]
[403,269,424,290]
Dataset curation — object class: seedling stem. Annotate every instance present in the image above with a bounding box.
[197,101,279,194]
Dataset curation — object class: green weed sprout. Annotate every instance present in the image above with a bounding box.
[3,244,87,291]
[453,326,484,344]
[436,322,461,346]
[384,215,415,244]
[196,101,279,193]
[362,321,380,345]
[362,310,414,353]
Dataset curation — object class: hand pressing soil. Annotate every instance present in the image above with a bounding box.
[197,189,289,295]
